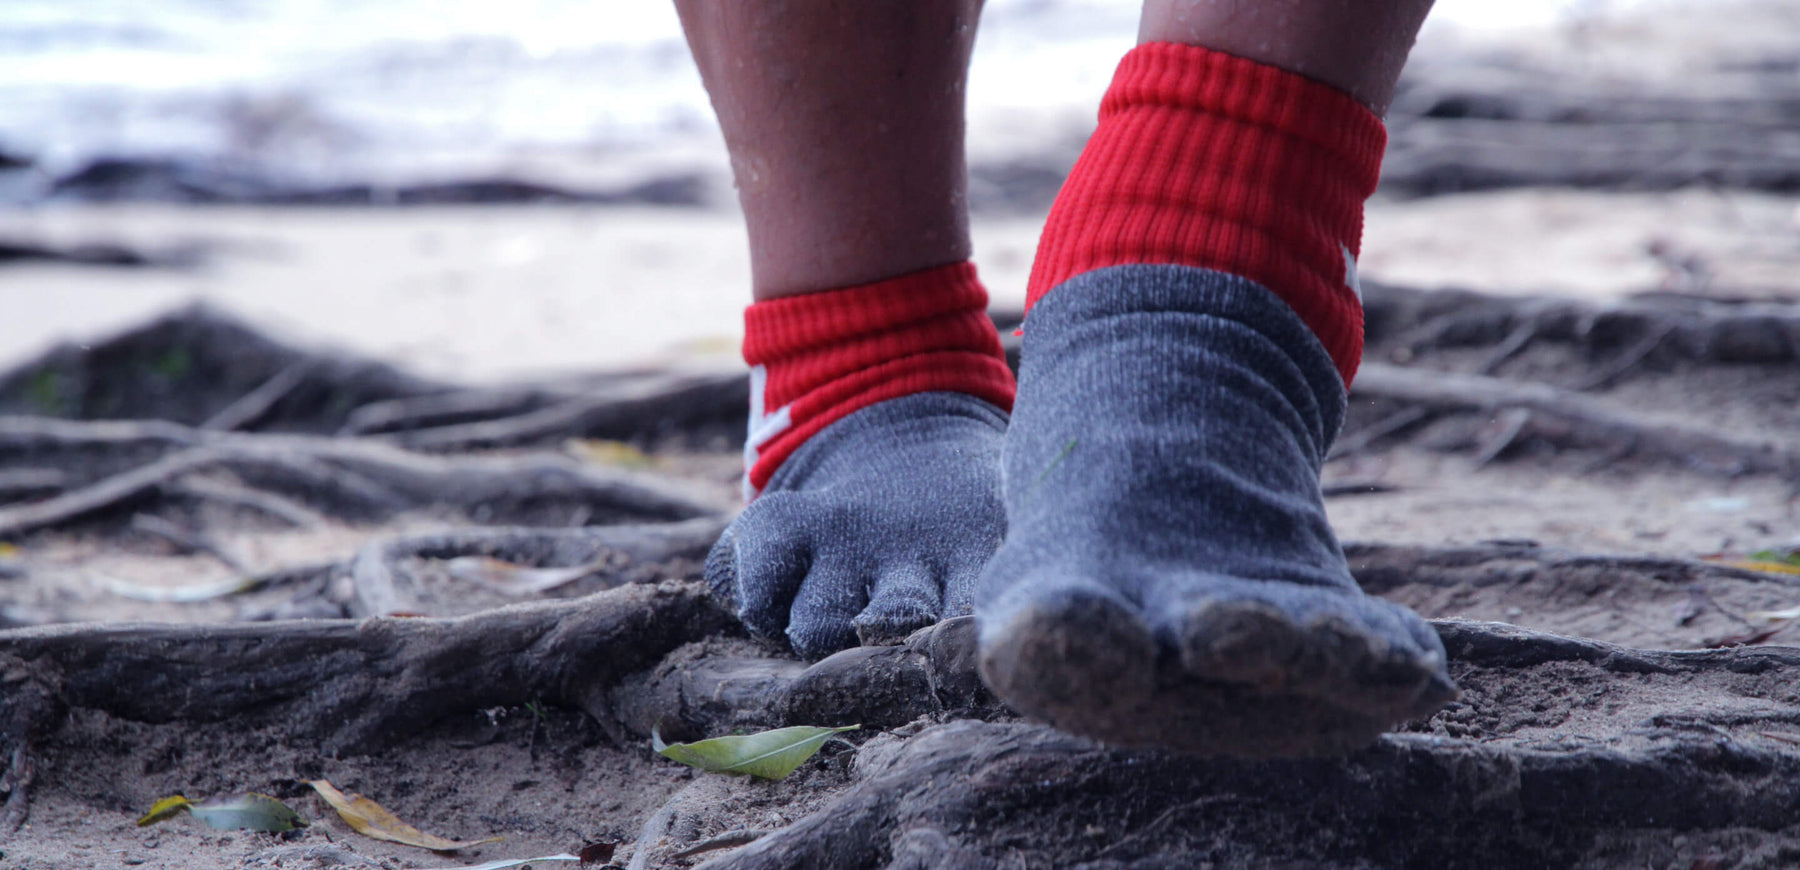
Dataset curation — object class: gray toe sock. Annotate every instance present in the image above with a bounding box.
[706,391,1007,659]
[975,265,1456,758]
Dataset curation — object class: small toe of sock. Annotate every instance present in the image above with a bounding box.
[708,493,814,641]
[852,562,943,646]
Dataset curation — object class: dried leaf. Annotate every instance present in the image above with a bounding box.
[1744,606,1800,623]
[137,795,193,826]
[188,793,307,832]
[1722,560,1800,578]
[101,573,263,603]
[442,556,615,596]
[653,724,858,780]
[309,779,501,851]
[137,793,306,831]
[414,856,578,870]
[564,438,654,468]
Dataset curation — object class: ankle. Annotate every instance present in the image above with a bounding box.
[741,261,1015,497]
[1027,43,1383,386]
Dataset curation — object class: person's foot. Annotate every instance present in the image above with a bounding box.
[704,262,1015,659]
[708,391,1006,657]
[975,267,1456,758]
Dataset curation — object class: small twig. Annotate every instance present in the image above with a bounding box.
[1475,319,1544,374]
[1472,407,1535,468]
[200,359,314,432]
[670,828,771,860]
[0,744,32,836]
[1573,321,1677,391]
[168,476,330,529]
[1320,481,1401,498]
[129,513,252,575]
[1329,406,1430,461]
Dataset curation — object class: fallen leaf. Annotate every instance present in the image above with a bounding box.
[309,779,501,851]
[188,793,308,832]
[101,573,264,603]
[139,793,306,832]
[442,556,617,596]
[137,795,193,826]
[653,723,859,780]
[414,855,578,870]
[0,543,17,557]
[1721,560,1800,578]
[564,438,654,468]
[1743,606,1800,623]
[1747,549,1800,567]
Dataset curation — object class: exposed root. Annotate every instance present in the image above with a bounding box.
[1350,363,1800,478]
[0,417,725,538]
[701,619,1800,869]
[0,580,735,755]
[1363,281,1800,370]
[199,358,315,432]
[346,517,727,617]
[378,370,749,452]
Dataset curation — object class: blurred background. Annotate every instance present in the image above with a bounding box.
[0,0,1796,384]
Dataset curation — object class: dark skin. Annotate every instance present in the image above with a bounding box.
[676,0,1435,300]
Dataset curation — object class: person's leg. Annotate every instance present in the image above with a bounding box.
[976,0,1454,757]
[678,1,1015,658]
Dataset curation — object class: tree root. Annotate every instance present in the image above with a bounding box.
[702,621,1800,869]
[0,417,725,537]
[1362,281,1800,371]
[346,517,727,617]
[371,370,749,452]
[0,580,736,756]
[1348,363,1800,477]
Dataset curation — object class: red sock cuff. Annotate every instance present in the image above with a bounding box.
[1026,42,1385,385]
[742,261,1015,497]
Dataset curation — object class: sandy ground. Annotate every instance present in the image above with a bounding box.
[2,188,1796,386]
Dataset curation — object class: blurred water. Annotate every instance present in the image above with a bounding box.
[0,0,1660,192]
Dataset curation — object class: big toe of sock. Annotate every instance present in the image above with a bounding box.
[976,564,1456,758]
[977,575,1161,735]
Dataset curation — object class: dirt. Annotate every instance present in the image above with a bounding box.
[3,6,1800,864]
[0,255,1794,869]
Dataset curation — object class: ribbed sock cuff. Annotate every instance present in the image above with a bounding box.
[741,261,1016,497]
[1025,42,1384,385]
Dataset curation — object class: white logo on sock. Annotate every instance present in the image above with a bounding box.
[1341,244,1363,302]
[742,364,793,500]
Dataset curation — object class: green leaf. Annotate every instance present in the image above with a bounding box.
[186,793,308,832]
[653,724,859,780]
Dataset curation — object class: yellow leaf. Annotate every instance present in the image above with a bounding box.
[0,543,18,558]
[137,795,193,826]
[1724,560,1800,577]
[563,439,654,468]
[308,780,501,851]
[138,793,305,832]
